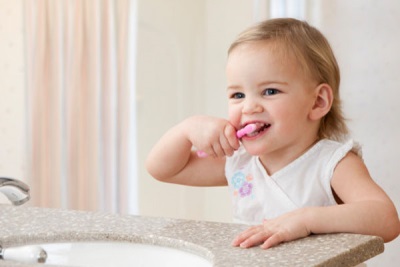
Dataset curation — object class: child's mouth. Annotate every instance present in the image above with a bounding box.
[245,123,270,137]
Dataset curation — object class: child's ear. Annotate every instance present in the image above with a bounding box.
[309,83,333,121]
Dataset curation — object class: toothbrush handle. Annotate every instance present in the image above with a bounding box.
[196,150,208,158]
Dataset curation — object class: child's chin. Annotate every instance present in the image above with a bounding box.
[243,146,265,156]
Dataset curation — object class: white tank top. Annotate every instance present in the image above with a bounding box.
[225,139,359,224]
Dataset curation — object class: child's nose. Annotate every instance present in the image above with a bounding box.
[242,98,263,114]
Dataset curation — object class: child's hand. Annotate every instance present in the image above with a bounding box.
[231,208,312,249]
[185,116,240,158]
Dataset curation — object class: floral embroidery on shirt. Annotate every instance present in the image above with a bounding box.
[239,182,253,197]
[246,174,253,182]
[232,172,245,189]
[231,171,254,198]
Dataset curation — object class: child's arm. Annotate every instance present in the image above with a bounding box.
[232,152,400,249]
[146,115,240,186]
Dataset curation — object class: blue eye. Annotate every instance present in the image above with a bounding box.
[231,92,245,99]
[264,88,279,95]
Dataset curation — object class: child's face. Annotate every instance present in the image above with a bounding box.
[226,41,319,159]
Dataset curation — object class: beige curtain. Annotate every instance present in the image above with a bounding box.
[24,0,138,213]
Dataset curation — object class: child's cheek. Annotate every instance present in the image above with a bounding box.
[228,106,241,128]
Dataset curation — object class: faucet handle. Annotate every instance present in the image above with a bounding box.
[0,177,30,206]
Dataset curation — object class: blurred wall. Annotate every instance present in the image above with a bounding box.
[0,0,26,203]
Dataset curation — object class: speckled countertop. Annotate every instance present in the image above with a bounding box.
[0,205,383,267]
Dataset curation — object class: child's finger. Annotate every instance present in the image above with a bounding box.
[224,125,240,149]
[260,232,285,249]
[219,135,235,156]
[211,143,225,158]
[231,225,262,246]
[239,231,268,248]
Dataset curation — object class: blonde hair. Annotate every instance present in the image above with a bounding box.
[229,18,348,141]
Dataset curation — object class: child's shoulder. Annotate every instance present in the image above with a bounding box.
[319,138,362,159]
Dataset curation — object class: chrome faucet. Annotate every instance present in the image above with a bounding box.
[0,177,30,205]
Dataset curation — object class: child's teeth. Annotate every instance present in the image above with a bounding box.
[247,131,258,137]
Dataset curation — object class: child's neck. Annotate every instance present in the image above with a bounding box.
[259,136,320,176]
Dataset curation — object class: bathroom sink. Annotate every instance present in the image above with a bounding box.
[3,241,212,267]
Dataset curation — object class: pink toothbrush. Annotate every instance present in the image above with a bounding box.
[236,123,257,139]
[196,123,257,158]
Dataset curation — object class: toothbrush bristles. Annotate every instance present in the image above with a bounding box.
[236,123,257,138]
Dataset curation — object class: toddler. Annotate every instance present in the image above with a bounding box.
[146,18,400,249]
